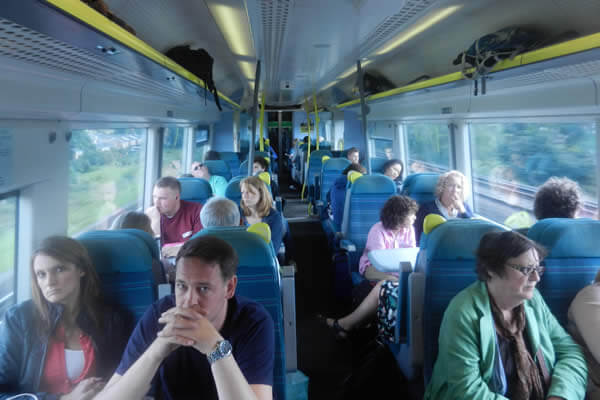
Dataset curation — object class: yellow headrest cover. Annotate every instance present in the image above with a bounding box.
[265,138,270,145]
[265,157,271,163]
[347,171,363,184]
[322,155,331,163]
[258,171,271,186]
[423,214,446,235]
[247,222,271,244]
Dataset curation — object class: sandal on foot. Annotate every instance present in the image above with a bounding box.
[317,314,350,340]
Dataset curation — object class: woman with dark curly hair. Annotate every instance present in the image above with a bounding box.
[359,195,418,281]
[533,176,581,220]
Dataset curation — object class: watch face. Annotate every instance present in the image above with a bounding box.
[218,340,232,356]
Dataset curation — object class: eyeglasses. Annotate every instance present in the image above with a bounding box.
[193,163,204,171]
[506,263,545,277]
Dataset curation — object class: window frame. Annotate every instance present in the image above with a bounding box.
[0,190,19,322]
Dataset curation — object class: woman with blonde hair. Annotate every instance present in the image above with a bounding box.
[0,236,133,400]
[240,175,284,253]
[414,170,473,244]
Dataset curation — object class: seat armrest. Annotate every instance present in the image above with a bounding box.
[408,272,425,366]
[339,239,356,252]
[280,265,297,371]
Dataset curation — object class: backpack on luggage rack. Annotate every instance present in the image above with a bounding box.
[453,27,542,90]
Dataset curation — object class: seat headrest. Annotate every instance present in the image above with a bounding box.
[402,173,439,195]
[322,158,351,171]
[321,155,330,163]
[350,174,396,194]
[193,228,275,267]
[78,230,153,274]
[258,171,271,185]
[178,177,213,202]
[247,222,271,244]
[528,218,600,257]
[426,219,505,261]
[423,214,446,235]
[347,171,363,184]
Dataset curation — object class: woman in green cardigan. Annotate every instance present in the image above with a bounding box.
[425,231,587,400]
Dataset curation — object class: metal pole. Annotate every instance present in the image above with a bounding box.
[248,60,261,176]
[277,110,283,177]
[357,59,371,174]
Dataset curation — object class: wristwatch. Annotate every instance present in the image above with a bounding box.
[207,340,232,365]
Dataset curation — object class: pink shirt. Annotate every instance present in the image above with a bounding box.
[358,221,416,275]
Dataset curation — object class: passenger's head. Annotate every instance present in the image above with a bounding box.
[117,211,154,236]
[30,236,102,330]
[346,147,360,164]
[475,231,547,303]
[240,176,273,218]
[533,177,581,220]
[153,176,181,217]
[200,197,241,228]
[191,161,211,180]
[342,163,366,176]
[383,159,404,181]
[435,170,468,207]
[380,195,418,232]
[253,156,269,175]
[204,150,221,161]
[174,236,238,325]
[384,147,393,160]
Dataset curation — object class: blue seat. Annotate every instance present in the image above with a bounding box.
[418,219,504,383]
[370,157,387,174]
[203,159,232,181]
[305,150,332,203]
[78,230,158,321]
[338,175,397,293]
[179,177,213,204]
[225,175,244,206]
[527,218,600,327]
[219,152,241,178]
[192,227,287,400]
[401,173,439,204]
[319,157,350,204]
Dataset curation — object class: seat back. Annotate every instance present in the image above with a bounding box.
[203,160,232,181]
[219,152,241,178]
[370,157,387,174]
[179,177,213,204]
[320,158,351,203]
[225,175,244,207]
[78,230,158,321]
[401,173,439,204]
[193,227,286,400]
[305,150,332,193]
[341,175,397,263]
[422,219,504,383]
[527,218,600,327]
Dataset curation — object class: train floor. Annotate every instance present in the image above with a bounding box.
[279,173,423,400]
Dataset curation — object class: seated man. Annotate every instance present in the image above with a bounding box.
[96,236,275,400]
[534,176,581,219]
[146,176,203,258]
[200,197,241,228]
[192,161,228,197]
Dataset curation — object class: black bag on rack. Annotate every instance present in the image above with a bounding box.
[165,45,223,111]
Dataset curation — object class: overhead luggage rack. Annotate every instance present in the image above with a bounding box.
[337,32,600,108]
[0,0,240,109]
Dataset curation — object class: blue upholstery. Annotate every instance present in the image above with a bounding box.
[119,228,160,260]
[319,158,351,204]
[203,159,232,181]
[527,218,600,327]
[219,152,241,178]
[225,175,244,206]
[192,227,286,400]
[422,219,504,383]
[341,175,397,283]
[370,157,387,173]
[401,173,439,204]
[78,230,158,321]
[305,150,332,199]
[179,177,213,204]
[239,160,250,176]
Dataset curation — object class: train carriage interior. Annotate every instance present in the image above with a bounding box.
[2,0,600,398]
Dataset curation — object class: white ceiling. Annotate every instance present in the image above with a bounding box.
[103,0,600,108]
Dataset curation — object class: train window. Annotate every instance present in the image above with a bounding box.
[161,127,185,177]
[193,126,209,162]
[68,128,147,235]
[373,138,393,159]
[0,194,17,320]
[469,122,598,226]
[406,123,451,173]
